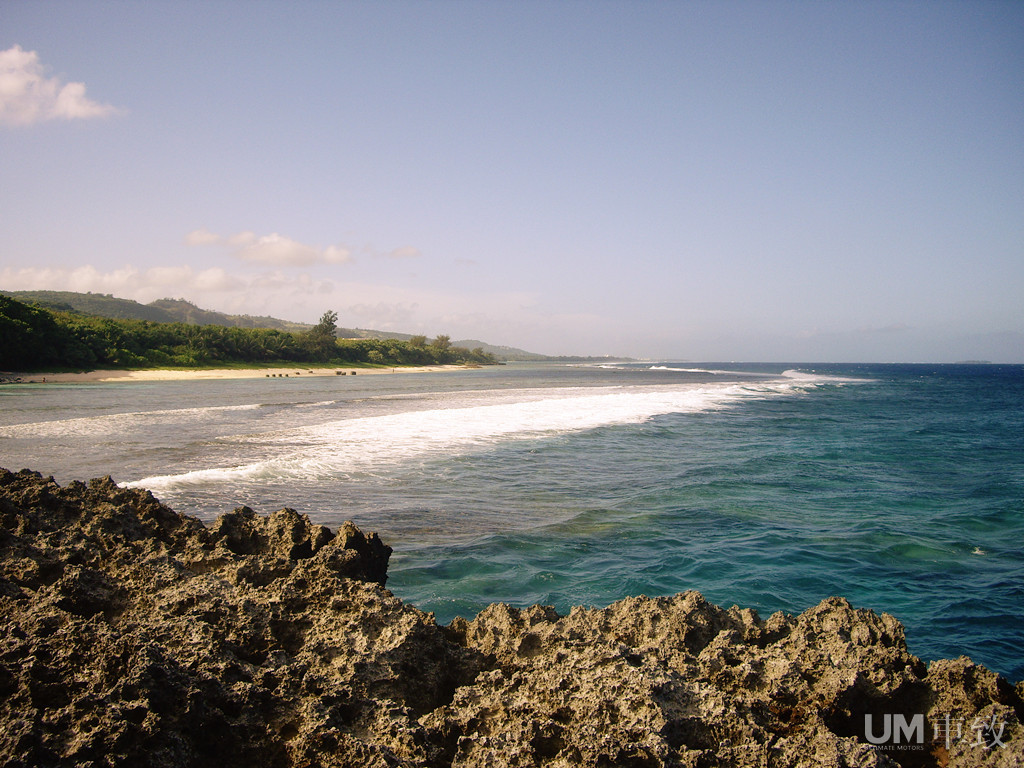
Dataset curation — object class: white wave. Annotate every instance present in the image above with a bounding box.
[646,365,792,377]
[649,365,726,374]
[128,378,844,492]
[0,403,263,438]
[781,369,871,384]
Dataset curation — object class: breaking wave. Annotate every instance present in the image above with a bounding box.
[129,376,843,491]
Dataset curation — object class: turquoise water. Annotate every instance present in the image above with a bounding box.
[1,363,1021,680]
[387,364,1024,682]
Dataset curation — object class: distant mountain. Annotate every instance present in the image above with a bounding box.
[451,339,549,361]
[3,291,312,334]
[1,290,561,360]
[338,328,415,342]
[147,299,311,333]
[3,291,177,323]
[453,339,635,363]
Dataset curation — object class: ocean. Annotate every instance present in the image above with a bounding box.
[1,362,1021,681]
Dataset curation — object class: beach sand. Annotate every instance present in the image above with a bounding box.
[13,364,474,384]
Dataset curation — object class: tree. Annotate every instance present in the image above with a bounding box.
[0,296,103,370]
[301,310,339,361]
[313,310,338,338]
[431,334,451,351]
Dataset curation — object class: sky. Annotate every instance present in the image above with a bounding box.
[1,1,1022,361]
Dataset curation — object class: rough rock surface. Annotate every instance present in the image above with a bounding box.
[0,469,1020,768]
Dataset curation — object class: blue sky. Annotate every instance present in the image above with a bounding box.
[2,1,1021,361]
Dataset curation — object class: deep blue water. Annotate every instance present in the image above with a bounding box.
[1,362,1021,680]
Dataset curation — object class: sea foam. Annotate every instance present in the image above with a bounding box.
[129,377,836,492]
[0,403,264,438]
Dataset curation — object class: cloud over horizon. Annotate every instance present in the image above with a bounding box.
[186,229,423,266]
[0,45,122,126]
[185,229,353,267]
[0,264,245,301]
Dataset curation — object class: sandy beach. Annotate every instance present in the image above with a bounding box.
[9,364,475,384]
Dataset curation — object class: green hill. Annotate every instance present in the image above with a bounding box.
[147,298,310,333]
[2,291,176,323]
[0,295,500,372]
[2,292,313,334]
[1,290,617,362]
[1,291,539,359]
[451,339,548,361]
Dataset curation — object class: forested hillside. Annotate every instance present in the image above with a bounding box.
[2,291,311,333]
[1,290,555,359]
[0,296,496,371]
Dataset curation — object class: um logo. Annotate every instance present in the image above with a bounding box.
[865,714,926,744]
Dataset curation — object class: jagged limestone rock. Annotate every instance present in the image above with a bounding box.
[1,469,1020,767]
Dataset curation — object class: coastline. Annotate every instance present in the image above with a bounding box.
[1,468,1020,767]
[6,363,477,384]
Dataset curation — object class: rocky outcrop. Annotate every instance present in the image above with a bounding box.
[0,468,1020,768]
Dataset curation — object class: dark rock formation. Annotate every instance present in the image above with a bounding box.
[0,468,1020,767]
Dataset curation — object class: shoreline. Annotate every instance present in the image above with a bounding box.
[4,363,479,384]
[1,467,1020,766]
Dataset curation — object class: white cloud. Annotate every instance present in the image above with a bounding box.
[0,45,121,126]
[183,228,221,247]
[249,270,335,296]
[145,265,198,285]
[186,229,353,266]
[194,267,245,292]
[238,233,324,266]
[226,231,256,248]
[361,243,422,260]
[386,246,421,260]
[322,246,353,264]
[0,264,243,301]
